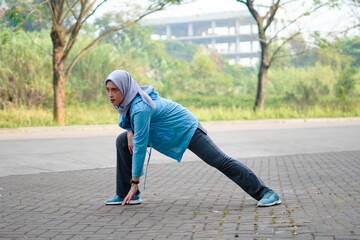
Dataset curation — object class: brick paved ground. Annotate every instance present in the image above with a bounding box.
[0,151,359,239]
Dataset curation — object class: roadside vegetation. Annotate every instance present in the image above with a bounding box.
[1,24,359,128]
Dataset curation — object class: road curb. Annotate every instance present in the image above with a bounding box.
[0,117,359,134]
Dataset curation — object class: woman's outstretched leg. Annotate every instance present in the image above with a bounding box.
[188,128,280,206]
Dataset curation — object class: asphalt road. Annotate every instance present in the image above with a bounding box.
[1,118,359,177]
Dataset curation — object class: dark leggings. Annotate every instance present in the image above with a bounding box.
[187,128,271,201]
[115,128,271,200]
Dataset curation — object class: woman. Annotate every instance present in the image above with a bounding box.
[104,70,281,207]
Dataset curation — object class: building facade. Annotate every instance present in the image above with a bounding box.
[143,10,288,66]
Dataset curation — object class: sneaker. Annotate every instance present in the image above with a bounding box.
[105,194,142,205]
[257,190,281,207]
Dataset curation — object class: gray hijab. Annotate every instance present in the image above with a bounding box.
[105,70,156,116]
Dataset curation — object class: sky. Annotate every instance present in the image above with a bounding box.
[94,0,359,41]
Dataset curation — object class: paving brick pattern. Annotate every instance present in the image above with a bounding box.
[0,151,359,239]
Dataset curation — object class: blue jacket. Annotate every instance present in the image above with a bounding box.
[118,88,198,177]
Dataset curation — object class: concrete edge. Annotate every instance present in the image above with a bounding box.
[1,117,360,134]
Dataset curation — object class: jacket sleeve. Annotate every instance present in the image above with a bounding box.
[131,104,152,178]
[118,115,133,131]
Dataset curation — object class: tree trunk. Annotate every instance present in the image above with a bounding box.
[254,64,268,111]
[53,64,66,125]
[254,31,269,112]
[51,27,66,125]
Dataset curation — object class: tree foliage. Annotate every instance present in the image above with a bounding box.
[2,0,49,31]
[6,0,182,125]
[1,23,359,114]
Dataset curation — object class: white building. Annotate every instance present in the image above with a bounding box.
[143,10,289,66]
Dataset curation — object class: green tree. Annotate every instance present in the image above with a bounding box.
[339,37,360,67]
[165,40,198,62]
[3,0,49,31]
[41,0,182,124]
[235,0,327,111]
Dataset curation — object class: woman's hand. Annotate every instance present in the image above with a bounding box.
[122,183,138,206]
[127,130,134,154]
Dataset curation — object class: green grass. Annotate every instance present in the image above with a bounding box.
[0,104,118,128]
[189,103,360,121]
[0,101,359,128]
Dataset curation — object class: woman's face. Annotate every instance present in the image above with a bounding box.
[106,81,124,106]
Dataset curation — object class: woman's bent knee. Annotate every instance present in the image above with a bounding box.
[116,132,128,149]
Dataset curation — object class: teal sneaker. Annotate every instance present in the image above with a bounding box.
[257,190,281,207]
[105,194,142,205]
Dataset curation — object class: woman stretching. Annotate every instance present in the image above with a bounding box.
[104,70,281,207]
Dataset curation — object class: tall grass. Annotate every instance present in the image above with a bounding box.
[0,29,53,107]
[1,99,359,128]
[0,104,118,128]
[190,104,360,121]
